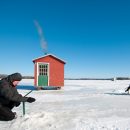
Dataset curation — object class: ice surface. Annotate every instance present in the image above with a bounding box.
[1,79,130,130]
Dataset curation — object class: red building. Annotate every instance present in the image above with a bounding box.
[32,54,66,88]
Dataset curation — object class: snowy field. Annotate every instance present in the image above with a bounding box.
[1,79,130,130]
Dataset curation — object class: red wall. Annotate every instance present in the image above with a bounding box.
[33,56,65,87]
[34,63,37,86]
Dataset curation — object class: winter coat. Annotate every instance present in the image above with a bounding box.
[0,73,28,107]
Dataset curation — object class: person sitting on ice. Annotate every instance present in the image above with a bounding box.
[0,73,36,121]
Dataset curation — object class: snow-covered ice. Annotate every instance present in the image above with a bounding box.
[1,79,130,130]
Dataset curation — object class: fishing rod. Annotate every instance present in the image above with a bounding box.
[24,90,33,97]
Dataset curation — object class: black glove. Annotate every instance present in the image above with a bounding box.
[14,102,21,107]
[27,97,36,103]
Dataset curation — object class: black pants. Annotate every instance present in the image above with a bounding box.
[0,101,20,121]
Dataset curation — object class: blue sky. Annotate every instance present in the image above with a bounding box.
[0,0,130,78]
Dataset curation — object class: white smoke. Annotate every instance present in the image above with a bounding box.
[34,20,47,54]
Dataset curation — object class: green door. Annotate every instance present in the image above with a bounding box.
[38,64,48,86]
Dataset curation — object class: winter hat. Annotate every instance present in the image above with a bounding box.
[8,73,22,82]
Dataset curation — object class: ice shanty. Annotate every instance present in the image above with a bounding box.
[32,54,66,88]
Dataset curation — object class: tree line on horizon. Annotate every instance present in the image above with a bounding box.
[0,74,130,80]
[0,74,34,79]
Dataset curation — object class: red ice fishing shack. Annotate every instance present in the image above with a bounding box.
[32,54,66,88]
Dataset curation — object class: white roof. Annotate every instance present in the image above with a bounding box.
[32,54,66,64]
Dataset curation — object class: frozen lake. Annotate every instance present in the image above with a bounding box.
[1,79,130,130]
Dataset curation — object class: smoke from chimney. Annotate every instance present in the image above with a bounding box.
[34,20,48,55]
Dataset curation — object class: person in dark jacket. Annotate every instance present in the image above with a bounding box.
[0,73,36,121]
